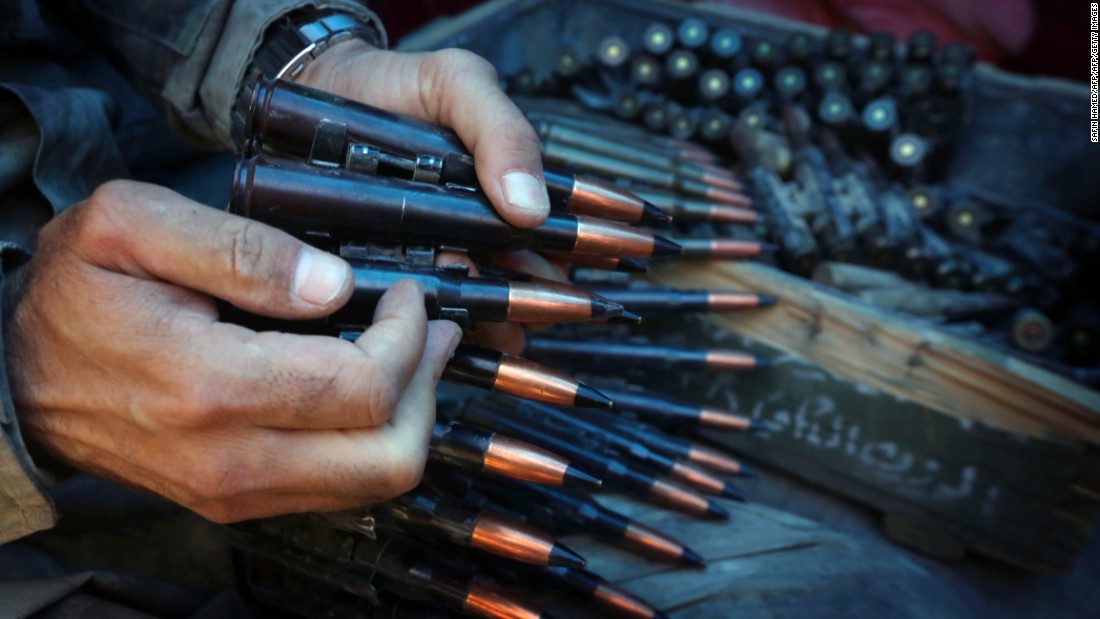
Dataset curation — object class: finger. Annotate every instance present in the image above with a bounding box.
[416,50,550,228]
[465,322,525,356]
[71,180,352,319]
[228,321,460,508]
[187,280,432,430]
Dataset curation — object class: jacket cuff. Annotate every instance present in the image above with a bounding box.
[0,259,57,544]
[176,0,386,149]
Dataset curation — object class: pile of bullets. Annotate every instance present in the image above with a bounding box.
[225,78,775,618]
[505,16,1100,379]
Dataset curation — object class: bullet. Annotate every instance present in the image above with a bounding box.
[641,98,669,133]
[773,66,807,102]
[537,251,650,273]
[665,104,698,141]
[663,49,700,101]
[748,37,779,70]
[628,185,754,215]
[354,533,553,619]
[464,580,552,619]
[824,29,853,61]
[709,28,743,61]
[862,97,898,135]
[365,490,587,568]
[593,385,753,431]
[540,140,742,206]
[670,237,774,260]
[899,63,934,98]
[676,16,709,49]
[868,31,897,63]
[333,259,622,328]
[592,414,755,476]
[817,92,854,129]
[630,54,663,87]
[588,285,776,315]
[236,154,672,259]
[791,145,857,261]
[524,339,767,373]
[731,66,765,104]
[697,108,734,144]
[463,404,727,518]
[889,133,928,173]
[430,422,602,488]
[908,184,942,219]
[858,287,1021,322]
[508,401,744,499]
[444,343,612,409]
[642,22,675,56]
[908,30,938,63]
[441,470,704,567]
[596,36,630,70]
[246,80,657,225]
[613,90,645,121]
[697,68,731,104]
[857,61,893,102]
[812,61,848,92]
[785,31,816,65]
[553,46,585,82]
[544,567,670,619]
[1010,308,1055,354]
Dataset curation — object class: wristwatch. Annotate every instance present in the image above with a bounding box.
[231,10,384,146]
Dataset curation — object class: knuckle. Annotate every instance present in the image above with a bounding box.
[185,451,256,502]
[76,181,138,247]
[433,48,496,79]
[379,453,428,499]
[219,218,277,286]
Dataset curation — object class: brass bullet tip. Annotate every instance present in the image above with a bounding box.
[549,542,587,568]
[563,465,603,489]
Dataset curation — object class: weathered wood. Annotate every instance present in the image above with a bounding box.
[647,261,1100,443]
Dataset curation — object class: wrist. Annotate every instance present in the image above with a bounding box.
[232,11,384,148]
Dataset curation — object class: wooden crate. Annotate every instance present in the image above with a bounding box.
[400,0,1100,571]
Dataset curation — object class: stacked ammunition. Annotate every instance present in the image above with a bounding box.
[503,16,1098,379]
[227,77,778,618]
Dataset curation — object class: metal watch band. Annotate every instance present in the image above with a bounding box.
[232,11,382,147]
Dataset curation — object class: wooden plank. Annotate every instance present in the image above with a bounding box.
[646,261,1100,444]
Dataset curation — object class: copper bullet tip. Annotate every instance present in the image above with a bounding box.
[681,547,707,568]
[705,351,764,372]
[549,542,587,568]
[591,296,626,319]
[701,171,744,193]
[641,200,673,225]
[592,583,666,619]
[710,205,759,225]
[564,465,603,489]
[465,580,548,619]
[698,409,753,432]
[574,383,614,409]
[757,293,779,307]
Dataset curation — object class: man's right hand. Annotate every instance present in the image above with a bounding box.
[4,180,462,523]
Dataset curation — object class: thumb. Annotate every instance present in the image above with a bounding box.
[72,180,352,318]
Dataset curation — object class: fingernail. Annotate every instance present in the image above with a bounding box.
[294,248,349,306]
[501,171,550,217]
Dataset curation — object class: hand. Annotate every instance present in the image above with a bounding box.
[296,40,551,228]
[6,181,462,522]
[296,42,569,353]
